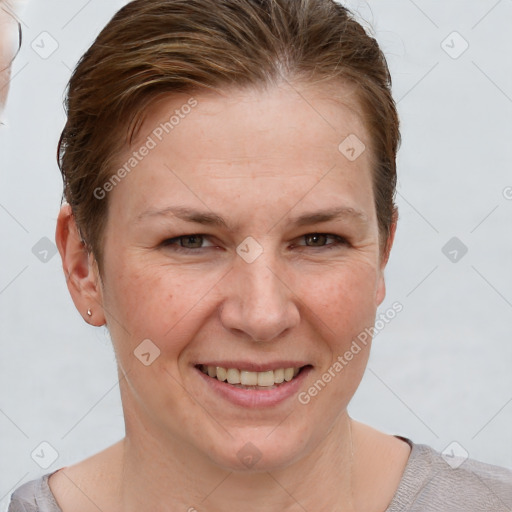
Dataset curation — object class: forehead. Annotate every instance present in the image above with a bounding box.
[135,80,368,158]
[111,81,376,225]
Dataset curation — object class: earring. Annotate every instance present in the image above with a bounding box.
[87,308,92,317]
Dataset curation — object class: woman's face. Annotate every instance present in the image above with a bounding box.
[92,82,392,470]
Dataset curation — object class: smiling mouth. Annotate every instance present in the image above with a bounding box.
[196,364,311,390]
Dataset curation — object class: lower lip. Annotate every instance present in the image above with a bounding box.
[194,366,313,408]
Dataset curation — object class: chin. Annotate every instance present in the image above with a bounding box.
[201,427,313,473]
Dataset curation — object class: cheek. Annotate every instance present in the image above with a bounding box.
[295,264,376,413]
[103,248,379,367]
[300,261,378,343]
[102,256,222,354]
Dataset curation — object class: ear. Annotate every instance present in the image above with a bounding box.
[55,203,106,326]
[375,207,398,306]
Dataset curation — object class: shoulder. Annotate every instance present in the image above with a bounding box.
[387,440,512,512]
[9,441,125,512]
[8,471,63,512]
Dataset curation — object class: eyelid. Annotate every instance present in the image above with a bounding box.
[293,234,349,247]
[160,233,350,252]
[161,234,216,248]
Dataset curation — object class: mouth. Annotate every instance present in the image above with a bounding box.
[195,364,312,390]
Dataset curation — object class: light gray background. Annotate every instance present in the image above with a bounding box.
[1,0,511,508]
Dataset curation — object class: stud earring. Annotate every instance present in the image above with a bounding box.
[87,308,92,317]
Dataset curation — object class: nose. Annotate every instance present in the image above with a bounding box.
[219,249,300,342]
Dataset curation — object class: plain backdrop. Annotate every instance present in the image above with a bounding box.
[1,0,511,508]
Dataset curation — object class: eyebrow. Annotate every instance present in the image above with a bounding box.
[135,205,368,230]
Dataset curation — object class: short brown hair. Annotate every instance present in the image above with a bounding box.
[58,0,400,274]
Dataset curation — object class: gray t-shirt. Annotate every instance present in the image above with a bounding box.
[8,438,512,511]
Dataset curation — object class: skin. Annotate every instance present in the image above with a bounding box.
[0,1,21,119]
[54,81,409,512]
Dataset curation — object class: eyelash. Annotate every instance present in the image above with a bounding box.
[160,233,350,254]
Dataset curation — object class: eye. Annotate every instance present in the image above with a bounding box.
[294,233,349,249]
[160,234,215,252]
[159,232,350,254]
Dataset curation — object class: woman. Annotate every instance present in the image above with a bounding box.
[8,0,512,510]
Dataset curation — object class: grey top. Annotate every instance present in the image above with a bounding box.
[8,438,512,511]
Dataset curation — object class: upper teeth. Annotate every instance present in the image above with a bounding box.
[200,365,301,387]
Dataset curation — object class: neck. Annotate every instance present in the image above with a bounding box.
[117,411,357,512]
